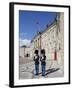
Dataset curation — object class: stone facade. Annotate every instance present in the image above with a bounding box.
[56,13,64,72]
[31,12,64,62]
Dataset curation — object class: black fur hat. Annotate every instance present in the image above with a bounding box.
[34,50,38,54]
[41,49,45,54]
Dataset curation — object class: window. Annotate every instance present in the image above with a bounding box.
[36,40,37,48]
[34,41,35,48]
[59,43,61,50]
[38,38,40,48]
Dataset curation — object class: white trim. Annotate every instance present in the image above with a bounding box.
[14,4,69,86]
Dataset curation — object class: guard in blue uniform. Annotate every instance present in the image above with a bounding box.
[40,49,46,76]
[33,50,39,75]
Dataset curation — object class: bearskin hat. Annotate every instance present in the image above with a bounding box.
[41,49,45,54]
[34,50,38,54]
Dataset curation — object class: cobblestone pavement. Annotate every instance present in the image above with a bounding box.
[19,57,64,79]
[19,56,33,64]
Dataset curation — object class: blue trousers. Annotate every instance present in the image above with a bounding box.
[35,64,39,75]
[41,64,46,76]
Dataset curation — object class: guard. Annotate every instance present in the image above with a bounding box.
[33,50,39,75]
[40,49,46,76]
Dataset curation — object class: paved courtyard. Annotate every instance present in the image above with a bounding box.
[19,57,64,79]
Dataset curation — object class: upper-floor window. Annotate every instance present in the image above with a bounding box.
[38,38,40,48]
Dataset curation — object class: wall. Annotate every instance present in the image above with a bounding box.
[41,23,57,60]
[20,47,32,58]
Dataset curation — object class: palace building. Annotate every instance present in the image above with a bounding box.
[31,12,64,61]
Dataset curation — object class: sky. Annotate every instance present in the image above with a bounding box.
[19,10,57,47]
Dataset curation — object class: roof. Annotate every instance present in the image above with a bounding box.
[21,45,27,48]
[21,45,30,48]
[31,32,42,43]
[31,19,57,43]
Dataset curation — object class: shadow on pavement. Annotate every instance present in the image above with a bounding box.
[45,68,60,75]
[38,68,60,75]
